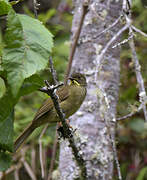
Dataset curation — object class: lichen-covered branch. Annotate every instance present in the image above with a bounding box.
[123,0,147,122]
[41,58,87,179]
[117,104,143,121]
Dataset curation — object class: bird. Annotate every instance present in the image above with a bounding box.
[14,72,87,152]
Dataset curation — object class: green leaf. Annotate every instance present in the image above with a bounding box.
[0,87,17,152]
[19,74,44,96]
[0,151,12,171]
[0,0,11,16]
[0,110,14,152]
[2,9,53,96]
[0,77,6,98]
[136,166,147,180]
[38,9,56,24]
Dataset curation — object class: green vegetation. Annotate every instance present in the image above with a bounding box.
[0,0,146,179]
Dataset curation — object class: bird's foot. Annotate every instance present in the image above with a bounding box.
[57,120,76,139]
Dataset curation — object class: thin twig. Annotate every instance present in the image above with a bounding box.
[123,0,147,122]
[95,23,129,81]
[10,0,24,5]
[94,14,123,39]
[0,163,22,179]
[49,57,58,85]
[33,0,40,19]
[48,58,59,180]
[39,83,64,94]
[117,104,142,121]
[128,32,147,122]
[31,146,36,175]
[1,172,6,180]
[132,25,147,37]
[39,124,49,179]
[14,169,19,180]
[99,89,122,180]
[48,126,58,180]
[64,1,89,84]
[20,148,37,180]
[112,33,133,48]
[22,160,37,180]
[110,129,122,180]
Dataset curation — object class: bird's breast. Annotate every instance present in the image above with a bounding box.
[60,85,86,118]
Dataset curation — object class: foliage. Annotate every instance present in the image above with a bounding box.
[0,0,146,178]
[0,0,53,171]
[115,0,147,179]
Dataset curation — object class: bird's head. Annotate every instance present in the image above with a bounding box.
[69,73,87,87]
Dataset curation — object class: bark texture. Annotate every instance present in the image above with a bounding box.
[59,0,122,179]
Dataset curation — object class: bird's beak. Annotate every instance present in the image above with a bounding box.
[68,77,74,81]
[68,77,74,85]
[68,77,80,86]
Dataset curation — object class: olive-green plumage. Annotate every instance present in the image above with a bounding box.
[14,73,87,152]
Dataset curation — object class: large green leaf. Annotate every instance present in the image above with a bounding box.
[0,74,44,152]
[19,74,44,96]
[0,77,6,98]
[0,151,12,171]
[136,167,147,180]
[2,9,53,96]
[0,94,15,152]
[0,0,11,16]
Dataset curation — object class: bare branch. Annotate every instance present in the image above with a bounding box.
[33,0,40,19]
[117,104,142,121]
[98,89,122,180]
[95,23,129,81]
[122,0,147,122]
[31,146,36,175]
[94,14,123,39]
[110,129,122,180]
[112,33,133,48]
[22,160,37,180]
[132,25,147,37]
[10,0,24,5]
[39,83,64,94]
[20,147,36,180]
[49,57,58,85]
[48,126,58,180]
[39,124,49,179]
[64,1,89,84]
[14,169,19,180]
[128,33,147,121]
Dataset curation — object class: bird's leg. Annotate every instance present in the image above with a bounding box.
[57,119,74,139]
[57,119,73,129]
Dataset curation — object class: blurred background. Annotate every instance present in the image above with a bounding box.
[0,0,147,179]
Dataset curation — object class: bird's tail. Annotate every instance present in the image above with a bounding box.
[14,123,35,152]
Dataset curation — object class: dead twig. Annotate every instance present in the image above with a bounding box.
[39,124,49,179]
[47,126,58,180]
[64,1,89,84]
[123,0,147,122]
[117,104,142,121]
[33,0,40,19]
[132,25,147,38]
[95,23,129,81]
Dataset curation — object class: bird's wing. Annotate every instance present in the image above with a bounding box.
[33,85,69,120]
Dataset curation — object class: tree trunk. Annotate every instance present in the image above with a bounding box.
[59,0,122,179]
